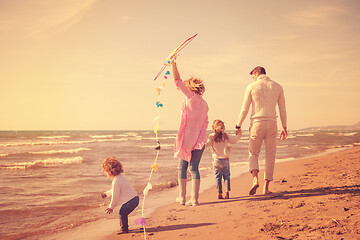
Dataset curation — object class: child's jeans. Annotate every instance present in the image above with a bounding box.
[119,196,139,231]
[178,147,205,180]
[213,158,230,194]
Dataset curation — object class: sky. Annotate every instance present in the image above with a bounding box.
[0,0,359,131]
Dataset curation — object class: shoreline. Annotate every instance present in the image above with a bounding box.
[38,146,359,240]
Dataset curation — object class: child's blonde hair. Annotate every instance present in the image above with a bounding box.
[212,120,229,143]
[102,157,124,176]
[184,77,205,95]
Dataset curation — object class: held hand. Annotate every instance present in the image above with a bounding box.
[101,192,107,198]
[105,208,113,214]
[280,128,288,140]
[236,129,242,135]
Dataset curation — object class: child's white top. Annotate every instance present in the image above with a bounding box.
[105,174,138,209]
[206,132,241,159]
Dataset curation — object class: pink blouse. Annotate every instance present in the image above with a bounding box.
[174,79,209,162]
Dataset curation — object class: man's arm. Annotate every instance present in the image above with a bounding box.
[236,85,252,128]
[278,86,287,140]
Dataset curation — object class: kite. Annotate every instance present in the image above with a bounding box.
[153,33,198,81]
[135,34,198,240]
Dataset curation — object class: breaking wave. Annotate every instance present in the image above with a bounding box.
[0,157,83,170]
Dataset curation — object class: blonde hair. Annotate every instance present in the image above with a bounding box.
[184,77,205,95]
[102,157,124,176]
[212,120,229,143]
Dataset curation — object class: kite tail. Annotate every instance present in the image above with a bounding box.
[139,34,197,238]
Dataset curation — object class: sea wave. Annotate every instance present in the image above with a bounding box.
[126,132,140,137]
[29,148,91,155]
[301,146,314,149]
[0,154,9,158]
[97,138,129,143]
[0,138,128,147]
[0,157,83,170]
[161,133,177,137]
[0,140,94,147]
[339,132,358,137]
[139,144,174,148]
[142,136,176,140]
[90,135,114,139]
[296,133,314,137]
[38,136,70,139]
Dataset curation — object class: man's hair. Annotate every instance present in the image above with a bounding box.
[102,157,124,176]
[250,66,266,75]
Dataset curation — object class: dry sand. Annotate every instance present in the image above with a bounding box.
[103,147,360,240]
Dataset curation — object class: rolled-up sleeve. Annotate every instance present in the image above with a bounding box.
[175,79,194,99]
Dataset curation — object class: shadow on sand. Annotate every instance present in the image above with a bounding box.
[143,223,214,233]
[201,184,360,205]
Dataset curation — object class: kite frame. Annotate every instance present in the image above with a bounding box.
[153,33,198,81]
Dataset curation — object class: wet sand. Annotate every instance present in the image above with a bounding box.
[103,146,360,240]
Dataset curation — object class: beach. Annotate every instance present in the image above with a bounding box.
[98,146,360,240]
[1,131,359,240]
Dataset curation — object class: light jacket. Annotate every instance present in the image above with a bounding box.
[174,79,209,161]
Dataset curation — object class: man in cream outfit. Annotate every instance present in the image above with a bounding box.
[236,66,287,195]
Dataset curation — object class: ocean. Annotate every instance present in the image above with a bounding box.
[0,129,359,239]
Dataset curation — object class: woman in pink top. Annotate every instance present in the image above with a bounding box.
[172,60,209,207]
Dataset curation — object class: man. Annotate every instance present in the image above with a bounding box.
[236,66,287,195]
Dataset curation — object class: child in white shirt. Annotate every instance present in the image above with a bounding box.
[206,120,241,199]
[101,157,139,234]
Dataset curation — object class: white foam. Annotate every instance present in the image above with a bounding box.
[340,132,358,136]
[38,136,70,139]
[30,148,91,155]
[115,134,129,137]
[301,146,313,149]
[142,136,176,140]
[0,140,96,147]
[139,144,173,148]
[96,138,127,143]
[161,133,177,137]
[126,132,139,137]
[90,135,114,139]
[0,154,9,157]
[296,133,314,137]
[0,156,83,170]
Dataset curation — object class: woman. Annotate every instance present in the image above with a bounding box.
[172,59,209,206]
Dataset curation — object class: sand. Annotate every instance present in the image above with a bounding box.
[41,147,360,240]
[101,147,360,240]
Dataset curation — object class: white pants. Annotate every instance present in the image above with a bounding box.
[249,121,278,181]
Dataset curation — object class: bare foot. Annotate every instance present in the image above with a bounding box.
[249,184,259,195]
[263,188,272,195]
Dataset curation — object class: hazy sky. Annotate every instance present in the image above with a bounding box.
[1,0,359,130]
